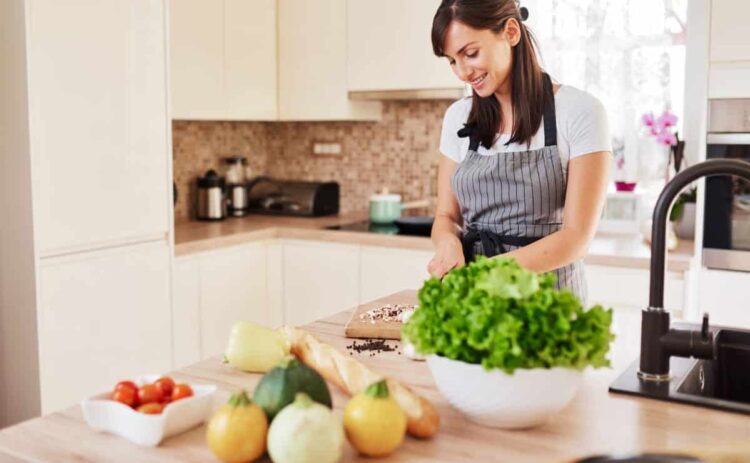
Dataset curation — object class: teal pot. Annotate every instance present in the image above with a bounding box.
[368,195,430,224]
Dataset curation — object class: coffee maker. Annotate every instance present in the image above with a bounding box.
[223,156,249,217]
[196,170,227,221]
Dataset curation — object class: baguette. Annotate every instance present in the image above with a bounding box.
[280,326,440,438]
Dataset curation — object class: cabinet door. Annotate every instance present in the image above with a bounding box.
[28,0,170,255]
[224,0,278,120]
[585,265,685,313]
[710,0,750,62]
[173,256,201,368]
[169,0,225,119]
[699,269,750,329]
[199,242,275,358]
[283,240,360,326]
[278,0,381,120]
[360,246,432,303]
[37,241,172,413]
[347,0,463,92]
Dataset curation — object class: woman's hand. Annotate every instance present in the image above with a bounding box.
[428,156,464,278]
[427,237,465,278]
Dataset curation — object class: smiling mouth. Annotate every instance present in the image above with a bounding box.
[470,74,487,86]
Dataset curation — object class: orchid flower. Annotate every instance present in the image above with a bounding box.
[641,112,655,127]
[657,130,677,146]
[656,111,678,128]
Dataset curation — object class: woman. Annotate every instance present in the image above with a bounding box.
[427,0,612,303]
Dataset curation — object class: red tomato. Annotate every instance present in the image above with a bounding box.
[138,384,161,404]
[153,376,175,400]
[171,383,193,402]
[137,402,164,414]
[114,380,138,395]
[112,387,137,407]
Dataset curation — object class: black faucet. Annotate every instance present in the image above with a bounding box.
[639,158,750,381]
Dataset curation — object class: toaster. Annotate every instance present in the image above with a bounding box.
[246,177,339,217]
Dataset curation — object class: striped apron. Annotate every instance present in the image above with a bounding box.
[451,73,587,303]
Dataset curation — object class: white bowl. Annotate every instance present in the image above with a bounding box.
[81,375,217,446]
[426,355,582,429]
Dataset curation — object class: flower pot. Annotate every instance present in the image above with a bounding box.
[615,181,637,192]
[675,202,696,240]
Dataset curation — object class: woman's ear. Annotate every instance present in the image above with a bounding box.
[504,18,521,47]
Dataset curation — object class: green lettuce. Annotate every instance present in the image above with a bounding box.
[402,256,614,374]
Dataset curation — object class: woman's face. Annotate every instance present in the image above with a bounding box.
[442,19,521,98]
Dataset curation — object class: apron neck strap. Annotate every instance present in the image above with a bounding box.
[542,72,558,147]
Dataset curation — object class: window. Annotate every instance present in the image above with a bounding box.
[525,0,688,140]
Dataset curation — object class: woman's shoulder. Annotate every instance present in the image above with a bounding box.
[555,85,606,118]
[443,96,473,125]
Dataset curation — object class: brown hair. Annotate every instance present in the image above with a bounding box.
[432,0,546,148]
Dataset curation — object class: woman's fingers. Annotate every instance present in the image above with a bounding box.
[428,258,456,278]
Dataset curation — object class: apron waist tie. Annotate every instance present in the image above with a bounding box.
[462,229,542,263]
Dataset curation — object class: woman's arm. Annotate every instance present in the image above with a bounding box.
[427,156,465,277]
[503,151,612,273]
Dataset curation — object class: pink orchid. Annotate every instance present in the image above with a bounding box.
[657,130,677,146]
[656,111,678,128]
[641,112,655,127]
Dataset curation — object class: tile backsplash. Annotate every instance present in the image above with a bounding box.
[172,100,452,221]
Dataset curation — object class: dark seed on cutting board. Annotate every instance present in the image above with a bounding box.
[346,338,398,356]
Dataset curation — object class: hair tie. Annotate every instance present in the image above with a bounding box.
[519,6,529,21]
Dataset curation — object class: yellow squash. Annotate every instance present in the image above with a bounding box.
[344,379,407,457]
[224,321,290,373]
[206,390,268,463]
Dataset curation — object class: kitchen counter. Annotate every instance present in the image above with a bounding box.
[0,291,748,463]
[175,213,695,272]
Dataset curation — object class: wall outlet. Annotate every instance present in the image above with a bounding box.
[313,142,342,156]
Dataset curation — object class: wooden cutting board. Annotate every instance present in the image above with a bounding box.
[344,290,417,339]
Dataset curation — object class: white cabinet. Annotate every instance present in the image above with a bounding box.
[169,0,278,120]
[28,0,170,255]
[199,242,275,357]
[172,256,201,368]
[359,246,432,302]
[708,0,750,98]
[37,242,172,414]
[173,242,279,363]
[168,0,224,119]
[346,0,464,95]
[585,265,686,313]
[709,0,750,62]
[282,240,360,326]
[698,269,750,329]
[224,0,278,120]
[277,0,381,120]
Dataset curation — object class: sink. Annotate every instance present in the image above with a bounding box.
[609,159,750,414]
[676,329,750,405]
[610,326,750,414]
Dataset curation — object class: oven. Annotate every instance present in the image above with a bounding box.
[703,99,750,272]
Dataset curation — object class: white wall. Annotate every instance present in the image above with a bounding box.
[0,0,42,427]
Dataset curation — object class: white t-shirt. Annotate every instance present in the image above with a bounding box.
[439,85,612,176]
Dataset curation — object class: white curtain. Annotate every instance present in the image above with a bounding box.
[525,0,688,143]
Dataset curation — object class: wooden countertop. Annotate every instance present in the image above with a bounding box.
[174,213,695,272]
[1,291,748,463]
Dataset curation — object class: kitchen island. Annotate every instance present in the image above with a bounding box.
[1,291,748,463]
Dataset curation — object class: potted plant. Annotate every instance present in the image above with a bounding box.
[638,110,681,187]
[402,257,614,429]
[670,186,697,240]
